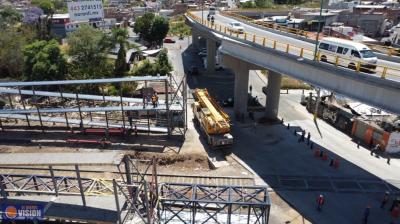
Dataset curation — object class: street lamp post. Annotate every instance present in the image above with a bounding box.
[201,0,204,24]
[313,0,324,61]
[313,0,324,121]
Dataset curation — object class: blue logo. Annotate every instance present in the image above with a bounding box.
[1,205,44,220]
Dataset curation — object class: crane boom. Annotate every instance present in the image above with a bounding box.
[193,88,230,135]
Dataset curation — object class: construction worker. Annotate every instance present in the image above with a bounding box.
[134,124,138,137]
[391,205,400,224]
[362,205,371,224]
[146,94,151,107]
[381,191,390,209]
[155,92,159,107]
[128,112,133,129]
[151,94,157,108]
[299,130,305,142]
[390,197,400,211]
[105,128,110,141]
[316,194,324,211]
[374,143,380,153]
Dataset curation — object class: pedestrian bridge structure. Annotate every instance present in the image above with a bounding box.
[185,11,400,118]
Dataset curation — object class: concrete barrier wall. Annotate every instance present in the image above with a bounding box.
[221,13,400,63]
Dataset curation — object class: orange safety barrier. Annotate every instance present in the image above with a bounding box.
[322,152,328,161]
[333,159,340,169]
[314,149,320,157]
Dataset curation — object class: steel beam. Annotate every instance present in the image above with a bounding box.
[75,165,86,207]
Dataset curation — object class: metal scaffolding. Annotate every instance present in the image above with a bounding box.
[113,156,160,224]
[0,155,270,223]
[0,75,187,136]
[159,183,271,224]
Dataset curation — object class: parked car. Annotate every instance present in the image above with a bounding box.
[228,22,244,34]
[164,38,176,43]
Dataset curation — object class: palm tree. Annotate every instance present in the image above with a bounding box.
[111,27,129,77]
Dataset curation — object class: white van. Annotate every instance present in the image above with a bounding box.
[318,37,378,72]
[209,7,216,15]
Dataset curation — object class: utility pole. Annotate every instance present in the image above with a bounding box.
[313,0,324,61]
[314,88,321,121]
[201,0,204,24]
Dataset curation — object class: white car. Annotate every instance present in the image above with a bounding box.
[228,22,244,34]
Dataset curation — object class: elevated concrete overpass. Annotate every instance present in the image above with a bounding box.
[186,11,400,120]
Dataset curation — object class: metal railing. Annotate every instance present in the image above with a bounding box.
[187,11,400,80]
[221,10,309,38]
[221,10,400,58]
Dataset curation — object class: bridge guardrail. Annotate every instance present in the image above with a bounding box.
[187,11,400,81]
[221,11,310,39]
[221,10,400,58]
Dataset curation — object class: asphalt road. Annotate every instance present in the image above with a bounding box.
[191,11,400,82]
[179,36,400,223]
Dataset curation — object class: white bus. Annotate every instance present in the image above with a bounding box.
[209,7,216,15]
[318,37,378,72]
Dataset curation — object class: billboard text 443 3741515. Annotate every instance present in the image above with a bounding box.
[67,0,104,22]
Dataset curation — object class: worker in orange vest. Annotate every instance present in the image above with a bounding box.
[391,205,400,224]
[316,194,325,211]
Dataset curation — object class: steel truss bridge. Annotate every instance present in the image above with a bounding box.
[0,154,271,224]
[0,75,187,136]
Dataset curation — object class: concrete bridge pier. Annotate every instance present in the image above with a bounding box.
[192,30,200,50]
[222,57,250,122]
[206,38,216,73]
[264,70,282,120]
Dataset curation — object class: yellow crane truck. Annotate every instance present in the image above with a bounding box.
[192,88,233,148]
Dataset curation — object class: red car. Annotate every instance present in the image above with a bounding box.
[163,38,176,43]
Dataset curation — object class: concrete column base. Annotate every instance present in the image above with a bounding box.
[265,70,282,120]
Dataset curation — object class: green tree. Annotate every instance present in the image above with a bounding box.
[67,25,113,80]
[23,39,67,82]
[134,13,169,46]
[31,0,55,40]
[134,12,155,40]
[150,16,169,46]
[0,6,22,27]
[0,28,26,79]
[132,59,156,76]
[154,49,172,76]
[31,0,54,14]
[241,1,255,8]
[111,28,129,76]
[53,0,67,13]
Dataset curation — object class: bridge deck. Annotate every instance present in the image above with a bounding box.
[0,152,123,166]
[0,88,181,106]
[0,104,182,114]
[0,114,169,132]
[0,195,124,223]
